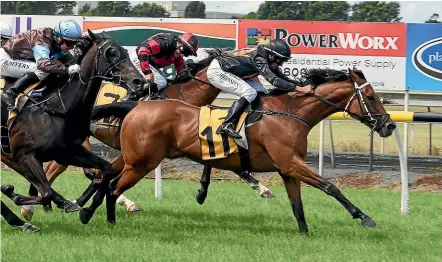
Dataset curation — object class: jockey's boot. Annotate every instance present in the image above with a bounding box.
[218,97,249,139]
[1,72,39,110]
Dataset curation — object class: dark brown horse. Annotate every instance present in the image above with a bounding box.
[0,30,145,223]
[82,68,396,234]
[22,48,274,221]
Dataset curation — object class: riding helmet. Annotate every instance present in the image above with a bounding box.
[178,32,199,57]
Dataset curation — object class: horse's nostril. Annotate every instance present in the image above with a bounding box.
[387,123,396,131]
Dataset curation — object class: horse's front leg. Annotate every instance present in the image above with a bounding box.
[1,200,40,232]
[2,155,80,213]
[267,143,377,232]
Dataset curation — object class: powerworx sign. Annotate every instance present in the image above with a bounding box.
[274,29,399,51]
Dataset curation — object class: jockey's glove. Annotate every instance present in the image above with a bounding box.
[68,64,80,75]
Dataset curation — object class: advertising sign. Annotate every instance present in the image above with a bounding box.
[238,20,407,91]
[84,17,237,79]
[406,23,442,92]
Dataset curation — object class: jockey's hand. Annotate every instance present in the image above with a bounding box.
[295,84,314,95]
[68,64,80,75]
[145,73,154,82]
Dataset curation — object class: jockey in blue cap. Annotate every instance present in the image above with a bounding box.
[1,20,87,110]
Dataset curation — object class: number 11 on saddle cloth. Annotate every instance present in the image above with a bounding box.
[198,106,248,160]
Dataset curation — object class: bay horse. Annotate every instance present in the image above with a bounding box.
[22,48,274,221]
[82,68,396,234]
[0,30,145,224]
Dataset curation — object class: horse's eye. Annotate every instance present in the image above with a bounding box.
[108,48,116,56]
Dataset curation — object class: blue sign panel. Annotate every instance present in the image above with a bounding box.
[406,23,442,92]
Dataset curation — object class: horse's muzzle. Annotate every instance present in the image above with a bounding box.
[378,119,396,138]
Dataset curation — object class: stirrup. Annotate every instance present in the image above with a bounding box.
[221,123,242,139]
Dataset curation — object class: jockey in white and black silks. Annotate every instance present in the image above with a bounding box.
[206,39,314,139]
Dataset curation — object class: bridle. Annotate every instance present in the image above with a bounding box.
[312,80,390,135]
[80,38,130,86]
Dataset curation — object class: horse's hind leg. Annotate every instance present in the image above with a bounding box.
[196,166,212,205]
[1,200,40,232]
[279,172,308,234]
[236,171,275,198]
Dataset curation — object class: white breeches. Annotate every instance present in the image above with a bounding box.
[0,48,48,80]
[129,50,168,90]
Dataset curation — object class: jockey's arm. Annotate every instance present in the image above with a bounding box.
[174,55,185,73]
[274,67,303,86]
[32,44,69,74]
[57,38,91,65]
[254,56,297,91]
[137,45,155,82]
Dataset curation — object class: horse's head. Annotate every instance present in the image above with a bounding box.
[85,29,145,93]
[344,67,396,138]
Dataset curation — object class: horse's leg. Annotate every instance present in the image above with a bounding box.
[195,166,212,205]
[53,145,117,224]
[80,137,100,180]
[104,144,166,224]
[274,154,376,230]
[22,160,68,220]
[0,156,81,212]
[107,154,142,212]
[1,200,40,232]
[236,171,275,198]
[279,172,308,234]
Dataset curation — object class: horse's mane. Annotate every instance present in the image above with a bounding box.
[264,68,366,97]
[171,47,234,84]
[302,68,366,87]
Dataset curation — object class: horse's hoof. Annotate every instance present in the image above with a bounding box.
[43,204,53,212]
[21,207,34,221]
[21,223,40,233]
[195,189,207,205]
[127,203,142,213]
[79,209,92,225]
[260,190,275,198]
[361,216,377,228]
[1,184,14,194]
[64,201,82,213]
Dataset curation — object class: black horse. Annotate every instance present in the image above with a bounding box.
[0,30,145,219]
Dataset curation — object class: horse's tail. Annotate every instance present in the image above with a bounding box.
[90,101,137,122]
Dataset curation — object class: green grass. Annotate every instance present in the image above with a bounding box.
[1,171,442,262]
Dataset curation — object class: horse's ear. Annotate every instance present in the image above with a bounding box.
[87,29,98,42]
[352,66,358,71]
[348,68,353,74]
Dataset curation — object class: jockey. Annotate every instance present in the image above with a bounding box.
[1,21,12,46]
[207,39,314,139]
[1,20,85,110]
[126,32,199,101]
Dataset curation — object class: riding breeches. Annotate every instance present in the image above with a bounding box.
[129,50,168,90]
[207,59,257,103]
[0,48,49,80]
